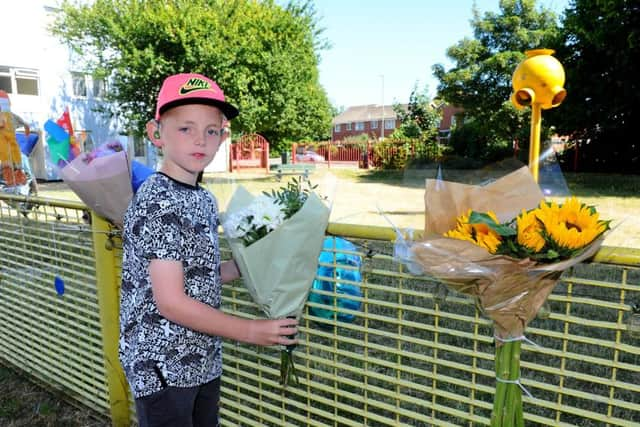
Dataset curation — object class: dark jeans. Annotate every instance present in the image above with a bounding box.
[135,377,220,427]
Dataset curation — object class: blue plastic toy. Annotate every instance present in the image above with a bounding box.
[16,133,39,156]
[308,237,363,323]
[54,276,65,296]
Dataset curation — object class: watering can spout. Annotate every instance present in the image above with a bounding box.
[511,88,535,109]
[550,86,567,108]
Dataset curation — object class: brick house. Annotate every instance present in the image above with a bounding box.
[436,103,464,143]
[332,103,463,142]
[332,104,406,141]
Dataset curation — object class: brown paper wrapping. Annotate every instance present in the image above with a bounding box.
[411,166,604,339]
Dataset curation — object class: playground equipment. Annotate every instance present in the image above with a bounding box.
[511,48,566,181]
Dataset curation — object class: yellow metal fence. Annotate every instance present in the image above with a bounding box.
[1,194,639,426]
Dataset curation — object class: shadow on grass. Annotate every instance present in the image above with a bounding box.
[338,162,640,198]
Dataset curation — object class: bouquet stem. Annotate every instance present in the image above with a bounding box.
[280,344,299,387]
[491,340,524,427]
[280,315,299,387]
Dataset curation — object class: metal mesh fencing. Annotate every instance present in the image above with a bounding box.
[0,195,111,417]
[1,194,639,426]
[219,234,640,426]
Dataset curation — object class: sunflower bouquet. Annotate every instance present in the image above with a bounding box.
[445,197,609,263]
[394,166,609,426]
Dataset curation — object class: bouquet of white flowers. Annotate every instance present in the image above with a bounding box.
[222,177,331,386]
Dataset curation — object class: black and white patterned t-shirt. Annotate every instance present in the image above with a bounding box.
[118,172,222,398]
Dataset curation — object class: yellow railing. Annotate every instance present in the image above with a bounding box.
[1,194,639,426]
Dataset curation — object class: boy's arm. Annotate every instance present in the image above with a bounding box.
[149,259,296,346]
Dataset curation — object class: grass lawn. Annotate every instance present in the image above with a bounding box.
[0,364,109,426]
[35,166,640,248]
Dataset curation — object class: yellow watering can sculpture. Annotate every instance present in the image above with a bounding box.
[511,48,566,181]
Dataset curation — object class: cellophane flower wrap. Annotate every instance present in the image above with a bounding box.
[394,166,609,426]
[60,142,154,228]
[222,179,331,386]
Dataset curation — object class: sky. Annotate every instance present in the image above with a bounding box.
[314,0,569,109]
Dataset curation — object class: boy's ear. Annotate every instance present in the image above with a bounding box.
[146,120,162,147]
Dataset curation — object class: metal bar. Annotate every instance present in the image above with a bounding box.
[91,214,130,426]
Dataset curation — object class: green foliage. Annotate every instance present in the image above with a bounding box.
[548,0,640,173]
[448,117,513,162]
[340,134,369,144]
[432,0,562,158]
[51,0,333,152]
[393,84,441,142]
[372,140,410,170]
[264,176,316,219]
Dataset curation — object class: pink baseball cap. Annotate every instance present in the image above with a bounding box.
[155,73,239,121]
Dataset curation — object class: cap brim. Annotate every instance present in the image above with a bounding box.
[158,97,239,120]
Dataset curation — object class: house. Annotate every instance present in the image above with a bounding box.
[332,103,463,143]
[1,1,231,179]
[436,104,464,144]
[332,104,406,141]
[2,1,125,179]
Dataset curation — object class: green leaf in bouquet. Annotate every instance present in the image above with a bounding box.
[263,176,319,219]
[469,211,516,236]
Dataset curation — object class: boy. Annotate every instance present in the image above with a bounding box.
[119,73,298,427]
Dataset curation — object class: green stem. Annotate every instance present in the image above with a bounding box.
[491,343,508,426]
[503,341,522,426]
[512,341,525,427]
[491,341,515,427]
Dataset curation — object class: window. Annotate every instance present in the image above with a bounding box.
[334,124,341,132]
[72,72,87,97]
[384,119,395,129]
[370,120,378,129]
[355,121,364,131]
[93,77,107,99]
[346,122,352,131]
[0,66,12,92]
[15,69,39,95]
[0,66,40,95]
[438,129,451,145]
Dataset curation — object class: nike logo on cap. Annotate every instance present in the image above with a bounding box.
[179,78,215,95]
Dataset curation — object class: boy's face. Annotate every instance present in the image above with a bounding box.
[149,104,225,185]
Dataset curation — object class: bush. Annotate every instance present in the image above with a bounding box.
[372,140,410,170]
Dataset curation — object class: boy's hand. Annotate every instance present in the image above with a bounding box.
[247,317,298,346]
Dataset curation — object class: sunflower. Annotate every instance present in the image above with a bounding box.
[445,210,474,240]
[516,208,545,252]
[538,197,608,251]
[473,221,503,254]
[445,209,502,254]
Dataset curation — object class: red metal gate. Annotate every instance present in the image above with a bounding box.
[230,133,270,173]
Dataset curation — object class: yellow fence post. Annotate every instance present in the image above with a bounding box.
[91,213,130,426]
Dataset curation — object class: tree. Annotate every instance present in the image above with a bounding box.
[392,84,441,141]
[549,0,640,173]
[432,0,561,162]
[51,0,333,153]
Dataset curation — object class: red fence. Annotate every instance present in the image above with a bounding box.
[230,134,269,173]
[292,140,424,169]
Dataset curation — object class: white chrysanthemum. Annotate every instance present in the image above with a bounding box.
[222,212,250,239]
[248,195,285,231]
